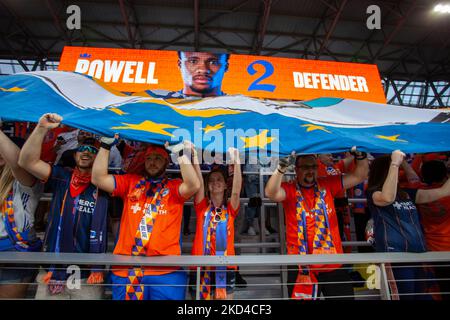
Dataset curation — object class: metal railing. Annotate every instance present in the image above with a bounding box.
[1,251,449,300]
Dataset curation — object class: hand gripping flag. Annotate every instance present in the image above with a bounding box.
[1,71,449,155]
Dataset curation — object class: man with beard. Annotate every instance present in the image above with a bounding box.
[91,139,200,300]
[19,113,108,299]
[265,149,368,300]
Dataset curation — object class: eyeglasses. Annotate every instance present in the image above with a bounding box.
[297,164,318,170]
[77,145,98,154]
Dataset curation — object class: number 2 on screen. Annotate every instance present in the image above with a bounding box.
[247,60,276,92]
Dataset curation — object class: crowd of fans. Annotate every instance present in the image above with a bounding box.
[0,115,449,300]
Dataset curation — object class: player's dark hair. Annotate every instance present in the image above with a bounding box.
[177,51,230,62]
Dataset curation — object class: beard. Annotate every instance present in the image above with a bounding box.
[146,166,166,179]
[302,175,316,185]
[76,162,93,170]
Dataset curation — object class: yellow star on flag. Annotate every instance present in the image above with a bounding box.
[111,120,179,137]
[301,124,331,133]
[203,122,225,133]
[0,87,26,92]
[108,107,128,116]
[376,134,408,143]
[240,129,275,149]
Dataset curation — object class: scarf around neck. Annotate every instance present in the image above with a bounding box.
[69,167,92,198]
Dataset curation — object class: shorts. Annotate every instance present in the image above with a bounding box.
[188,269,236,299]
[110,269,187,300]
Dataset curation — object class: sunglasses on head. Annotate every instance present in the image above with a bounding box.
[77,145,98,154]
[213,207,222,222]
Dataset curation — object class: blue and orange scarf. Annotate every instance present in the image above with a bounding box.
[200,203,228,300]
[126,177,167,300]
[0,190,42,252]
[292,183,336,300]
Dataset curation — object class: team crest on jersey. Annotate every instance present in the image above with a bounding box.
[326,167,340,175]
[93,189,98,200]
[161,188,170,197]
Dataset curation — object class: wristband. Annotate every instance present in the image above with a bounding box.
[391,163,400,167]
[100,142,111,150]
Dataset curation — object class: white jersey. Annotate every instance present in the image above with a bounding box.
[0,180,44,240]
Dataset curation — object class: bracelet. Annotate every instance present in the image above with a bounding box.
[391,163,400,167]
[277,168,286,175]
[100,142,111,150]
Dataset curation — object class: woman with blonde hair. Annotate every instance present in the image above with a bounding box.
[0,120,43,298]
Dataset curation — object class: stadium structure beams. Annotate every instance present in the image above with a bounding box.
[157,0,252,50]
[0,1,47,60]
[118,0,143,48]
[2,32,440,65]
[251,0,272,55]
[389,79,406,105]
[0,0,448,89]
[428,82,449,107]
[194,0,200,51]
[315,0,348,59]
[45,0,72,45]
[370,0,418,62]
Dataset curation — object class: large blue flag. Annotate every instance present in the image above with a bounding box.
[0,71,449,156]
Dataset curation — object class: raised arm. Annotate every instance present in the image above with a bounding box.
[342,152,355,171]
[416,177,450,204]
[177,141,201,200]
[190,143,205,204]
[342,147,369,190]
[372,150,405,206]
[228,148,242,210]
[0,121,36,187]
[265,155,292,202]
[401,159,421,184]
[18,113,60,181]
[91,136,117,193]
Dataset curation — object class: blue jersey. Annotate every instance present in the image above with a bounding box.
[44,166,108,255]
[367,189,427,253]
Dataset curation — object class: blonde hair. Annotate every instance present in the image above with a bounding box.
[0,165,15,205]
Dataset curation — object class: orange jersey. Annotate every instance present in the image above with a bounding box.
[318,160,348,199]
[417,183,450,252]
[111,174,186,276]
[281,176,344,271]
[191,198,239,264]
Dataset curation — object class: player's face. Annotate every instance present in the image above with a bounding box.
[145,153,167,178]
[179,52,228,96]
[295,156,318,186]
